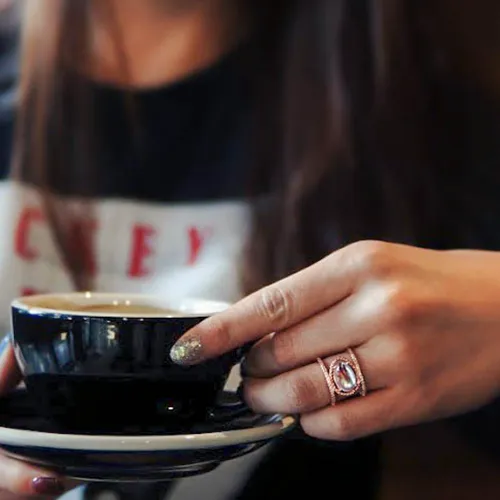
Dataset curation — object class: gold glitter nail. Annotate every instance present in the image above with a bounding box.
[170,337,204,365]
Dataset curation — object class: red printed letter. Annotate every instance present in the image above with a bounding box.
[21,287,44,297]
[15,207,44,260]
[187,227,211,265]
[128,225,156,278]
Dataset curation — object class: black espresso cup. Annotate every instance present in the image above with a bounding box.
[10,293,245,434]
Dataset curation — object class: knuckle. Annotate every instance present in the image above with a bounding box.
[330,412,359,441]
[350,240,394,278]
[204,314,232,352]
[270,332,299,370]
[285,374,320,412]
[258,286,294,328]
[380,281,426,326]
[300,411,360,441]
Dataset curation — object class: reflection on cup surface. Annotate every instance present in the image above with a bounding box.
[10,292,243,434]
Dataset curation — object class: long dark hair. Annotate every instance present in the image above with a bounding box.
[13,0,500,292]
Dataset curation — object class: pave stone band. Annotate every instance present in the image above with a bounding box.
[317,348,367,406]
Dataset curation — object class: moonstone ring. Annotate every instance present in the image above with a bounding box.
[317,348,367,406]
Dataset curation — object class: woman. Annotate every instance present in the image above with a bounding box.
[1,0,500,498]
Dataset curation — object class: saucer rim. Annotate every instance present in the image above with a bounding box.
[0,414,296,452]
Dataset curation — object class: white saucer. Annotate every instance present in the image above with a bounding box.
[0,414,296,451]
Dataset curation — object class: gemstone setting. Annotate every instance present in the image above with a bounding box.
[318,348,367,406]
[329,357,360,396]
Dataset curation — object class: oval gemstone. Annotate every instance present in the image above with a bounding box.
[332,361,358,393]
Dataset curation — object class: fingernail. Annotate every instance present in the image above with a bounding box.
[32,477,65,496]
[170,337,204,365]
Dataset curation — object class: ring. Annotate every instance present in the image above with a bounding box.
[317,348,367,406]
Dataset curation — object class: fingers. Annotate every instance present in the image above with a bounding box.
[299,380,431,441]
[242,343,388,415]
[242,287,392,378]
[0,454,69,497]
[170,242,370,365]
[300,389,400,441]
[170,240,417,366]
[0,339,21,396]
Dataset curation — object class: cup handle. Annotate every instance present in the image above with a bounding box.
[206,390,249,423]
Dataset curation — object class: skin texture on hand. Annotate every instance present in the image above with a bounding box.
[171,241,500,441]
[0,339,75,498]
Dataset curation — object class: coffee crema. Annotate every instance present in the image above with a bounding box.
[75,304,180,315]
[25,299,179,315]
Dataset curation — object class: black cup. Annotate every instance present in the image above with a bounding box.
[11,293,244,434]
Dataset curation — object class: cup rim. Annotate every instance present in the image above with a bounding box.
[11,292,230,319]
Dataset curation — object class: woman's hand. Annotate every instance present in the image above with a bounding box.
[170,241,500,441]
[0,338,73,498]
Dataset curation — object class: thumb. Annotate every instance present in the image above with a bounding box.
[0,335,22,395]
[0,337,80,497]
[0,453,71,497]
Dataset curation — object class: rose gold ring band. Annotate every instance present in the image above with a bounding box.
[317,348,367,406]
